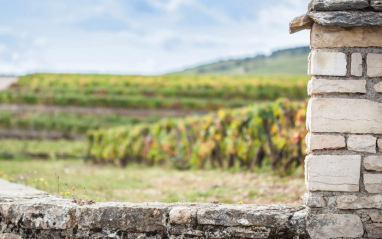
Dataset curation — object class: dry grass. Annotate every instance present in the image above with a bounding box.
[0,159,305,205]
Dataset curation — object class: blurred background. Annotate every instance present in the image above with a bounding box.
[0,0,310,205]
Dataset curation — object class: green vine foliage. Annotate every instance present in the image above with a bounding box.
[87,98,307,173]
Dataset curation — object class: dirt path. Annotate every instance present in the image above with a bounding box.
[0,76,18,90]
[0,104,208,118]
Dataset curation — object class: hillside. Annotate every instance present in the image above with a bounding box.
[180,46,310,75]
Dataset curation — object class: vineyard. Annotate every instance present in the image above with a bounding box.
[87,99,307,173]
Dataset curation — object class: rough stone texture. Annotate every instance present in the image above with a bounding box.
[337,195,382,209]
[305,133,346,152]
[348,135,377,153]
[0,180,308,238]
[303,193,326,208]
[352,53,363,77]
[364,174,382,194]
[305,155,361,192]
[308,0,369,11]
[366,224,382,238]
[289,14,314,34]
[306,214,364,238]
[370,213,382,222]
[379,139,382,152]
[309,50,347,76]
[311,24,382,48]
[308,11,382,28]
[307,78,366,96]
[375,82,382,93]
[367,53,382,77]
[371,0,382,11]
[307,98,382,134]
[364,156,382,171]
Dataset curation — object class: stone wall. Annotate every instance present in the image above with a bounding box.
[304,23,382,238]
[0,180,308,239]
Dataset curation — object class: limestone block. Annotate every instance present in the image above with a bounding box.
[368,53,382,77]
[311,24,382,48]
[309,0,369,11]
[309,51,347,76]
[289,14,314,34]
[169,207,195,225]
[348,135,377,153]
[0,234,21,239]
[307,78,366,96]
[371,0,382,11]
[370,213,382,222]
[307,98,382,134]
[375,82,382,93]
[364,156,382,171]
[306,134,346,152]
[366,224,382,238]
[364,174,382,193]
[305,155,361,192]
[306,214,364,238]
[303,193,326,208]
[351,53,363,76]
[337,195,382,209]
[308,11,382,28]
[379,139,382,152]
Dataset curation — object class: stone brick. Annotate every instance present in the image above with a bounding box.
[348,135,377,153]
[305,155,361,192]
[169,207,195,225]
[311,24,382,48]
[309,51,347,76]
[307,98,382,134]
[306,134,346,152]
[367,53,382,77]
[379,139,382,152]
[309,0,369,11]
[371,0,382,11]
[307,78,366,96]
[366,224,382,238]
[337,195,382,209]
[306,214,364,238]
[364,156,382,171]
[364,174,382,193]
[370,213,382,222]
[351,53,363,76]
[303,193,326,208]
[375,82,382,93]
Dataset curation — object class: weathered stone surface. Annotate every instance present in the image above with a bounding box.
[307,78,366,96]
[304,193,326,208]
[379,139,382,152]
[352,53,363,77]
[169,207,195,225]
[308,11,382,28]
[368,53,382,77]
[364,156,382,171]
[0,233,21,239]
[305,133,346,152]
[371,0,382,11]
[306,214,364,238]
[305,155,361,192]
[337,195,382,209]
[375,82,382,93]
[289,14,314,34]
[197,204,298,227]
[309,0,369,11]
[364,174,382,193]
[366,224,382,238]
[348,135,377,153]
[309,51,347,76]
[77,203,168,232]
[311,24,382,48]
[370,213,382,222]
[307,98,382,134]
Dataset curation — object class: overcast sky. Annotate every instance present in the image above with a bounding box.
[0,0,310,75]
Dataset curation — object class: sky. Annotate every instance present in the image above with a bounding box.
[0,0,311,75]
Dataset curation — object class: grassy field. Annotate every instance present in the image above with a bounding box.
[0,159,304,205]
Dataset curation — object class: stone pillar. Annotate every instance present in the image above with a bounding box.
[291,1,382,238]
